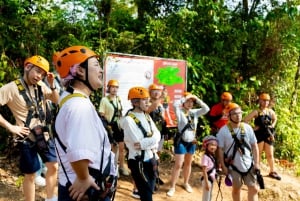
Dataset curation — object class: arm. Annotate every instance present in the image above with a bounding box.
[217,146,228,175]
[0,114,30,137]
[69,159,100,201]
[202,166,210,191]
[251,142,259,170]
[243,110,257,123]
[46,73,59,104]
[270,109,277,128]
[194,97,210,116]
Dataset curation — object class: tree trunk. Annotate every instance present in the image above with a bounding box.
[290,55,300,109]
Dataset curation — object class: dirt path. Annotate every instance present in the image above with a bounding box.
[1,153,300,201]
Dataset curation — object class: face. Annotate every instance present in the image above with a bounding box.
[222,99,231,107]
[207,141,218,153]
[109,86,119,95]
[87,57,103,90]
[135,98,150,112]
[150,89,162,100]
[229,108,243,123]
[183,98,195,110]
[259,99,269,108]
[25,65,47,85]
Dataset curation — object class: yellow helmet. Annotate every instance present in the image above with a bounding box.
[107,79,119,87]
[24,55,49,73]
[259,93,270,101]
[221,92,232,101]
[128,87,149,100]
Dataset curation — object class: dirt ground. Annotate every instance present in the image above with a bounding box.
[0,149,300,201]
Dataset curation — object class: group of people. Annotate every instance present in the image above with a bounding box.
[0,44,280,201]
[199,92,280,201]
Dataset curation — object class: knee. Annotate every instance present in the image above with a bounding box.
[248,185,259,195]
[46,162,58,173]
[24,173,35,182]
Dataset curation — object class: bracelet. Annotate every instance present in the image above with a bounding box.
[50,86,57,90]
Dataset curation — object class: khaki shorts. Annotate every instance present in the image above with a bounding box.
[230,167,256,188]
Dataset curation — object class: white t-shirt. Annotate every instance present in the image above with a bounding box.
[55,91,116,186]
[120,111,160,161]
[217,123,257,173]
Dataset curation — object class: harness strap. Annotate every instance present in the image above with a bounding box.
[54,92,111,187]
[108,96,122,123]
[201,152,216,183]
[227,122,253,176]
[15,79,42,127]
[127,112,156,184]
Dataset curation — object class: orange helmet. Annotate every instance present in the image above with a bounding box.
[107,79,119,87]
[221,92,232,101]
[128,87,149,100]
[183,91,192,97]
[183,91,196,101]
[148,84,163,91]
[24,55,49,73]
[55,46,97,78]
[259,93,270,101]
[226,103,240,114]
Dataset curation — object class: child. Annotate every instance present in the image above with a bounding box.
[201,135,218,201]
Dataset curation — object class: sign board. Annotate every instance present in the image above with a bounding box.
[103,52,187,127]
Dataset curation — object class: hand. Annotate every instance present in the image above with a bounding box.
[222,166,229,176]
[254,162,260,171]
[46,72,55,87]
[205,183,210,191]
[8,125,30,138]
[134,142,141,150]
[69,176,99,201]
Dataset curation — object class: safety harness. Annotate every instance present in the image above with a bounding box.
[14,78,49,126]
[173,112,195,147]
[107,96,122,123]
[53,92,114,200]
[14,78,53,152]
[127,111,158,183]
[200,152,217,183]
[225,123,253,176]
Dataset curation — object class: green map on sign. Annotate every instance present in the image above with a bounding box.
[155,66,184,86]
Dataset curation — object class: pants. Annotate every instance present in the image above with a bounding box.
[128,159,156,201]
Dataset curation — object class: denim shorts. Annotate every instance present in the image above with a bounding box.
[174,141,196,154]
[19,138,57,174]
[58,183,111,201]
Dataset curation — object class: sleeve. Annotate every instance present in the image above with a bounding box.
[0,82,15,106]
[201,154,209,167]
[194,99,210,117]
[140,118,161,150]
[173,99,182,122]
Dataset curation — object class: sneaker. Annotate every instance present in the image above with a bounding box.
[35,175,46,187]
[183,183,193,193]
[45,196,58,201]
[119,167,130,176]
[166,188,175,197]
[131,190,140,199]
